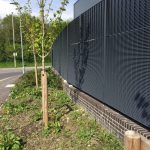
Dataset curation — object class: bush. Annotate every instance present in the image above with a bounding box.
[11,68,62,99]
[0,131,23,150]
[11,71,37,97]
[47,68,62,89]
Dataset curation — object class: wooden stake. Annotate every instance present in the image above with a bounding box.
[43,71,48,128]
[41,71,44,113]
[124,130,141,150]
[41,70,48,128]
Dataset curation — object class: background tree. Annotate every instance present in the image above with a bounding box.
[23,13,41,88]
[0,15,20,62]
[0,14,33,64]
[0,2,70,65]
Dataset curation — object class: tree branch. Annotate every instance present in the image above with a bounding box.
[37,0,40,6]
[45,0,53,22]
[37,53,42,58]
[44,50,51,58]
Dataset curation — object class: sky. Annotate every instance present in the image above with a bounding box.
[0,0,77,20]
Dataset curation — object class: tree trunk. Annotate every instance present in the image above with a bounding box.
[40,0,48,128]
[33,47,38,88]
[40,0,45,71]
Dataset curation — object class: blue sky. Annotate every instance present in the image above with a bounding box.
[0,0,77,20]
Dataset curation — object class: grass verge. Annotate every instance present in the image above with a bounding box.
[0,62,51,68]
[0,68,124,150]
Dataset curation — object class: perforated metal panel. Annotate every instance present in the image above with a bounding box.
[52,0,150,129]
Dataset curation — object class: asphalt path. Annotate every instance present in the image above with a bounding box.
[0,68,32,105]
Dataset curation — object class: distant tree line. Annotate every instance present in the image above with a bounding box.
[0,14,70,63]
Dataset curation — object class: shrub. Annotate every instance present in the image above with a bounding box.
[47,68,62,89]
[10,68,62,99]
[0,131,23,150]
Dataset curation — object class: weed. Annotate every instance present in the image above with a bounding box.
[69,110,81,120]
[49,121,62,134]
[32,111,42,122]
[2,101,29,115]
[10,68,61,100]
[49,108,60,121]
[42,127,51,137]
[96,130,124,149]
[11,87,41,100]
[0,131,23,150]
[0,115,9,123]
[76,127,95,142]
[2,103,14,115]
[42,121,62,137]
[46,69,62,89]
[55,91,72,108]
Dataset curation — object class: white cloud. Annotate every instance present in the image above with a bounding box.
[61,1,74,20]
[62,12,73,20]
[0,0,17,18]
[0,0,75,20]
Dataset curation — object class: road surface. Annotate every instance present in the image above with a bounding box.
[0,68,30,105]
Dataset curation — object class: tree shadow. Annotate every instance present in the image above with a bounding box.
[134,92,150,127]
[71,20,90,103]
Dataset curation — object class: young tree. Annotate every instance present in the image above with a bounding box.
[37,0,69,128]
[11,0,69,128]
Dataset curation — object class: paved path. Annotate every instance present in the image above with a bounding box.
[0,68,32,105]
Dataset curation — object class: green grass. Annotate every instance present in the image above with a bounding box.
[0,62,51,68]
[0,68,124,150]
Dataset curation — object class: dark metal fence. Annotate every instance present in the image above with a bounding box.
[52,0,150,129]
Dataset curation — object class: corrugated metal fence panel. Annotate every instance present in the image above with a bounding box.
[105,0,150,127]
[58,33,62,74]
[67,17,80,85]
[52,38,59,72]
[77,1,105,101]
[52,0,150,128]
[60,27,68,79]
